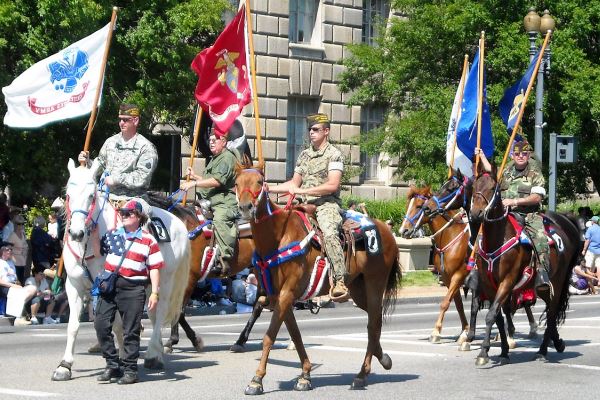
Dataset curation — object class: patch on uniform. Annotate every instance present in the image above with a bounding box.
[149,217,170,242]
[145,161,152,170]
[364,227,381,256]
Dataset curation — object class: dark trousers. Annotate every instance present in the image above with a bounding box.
[94,277,146,374]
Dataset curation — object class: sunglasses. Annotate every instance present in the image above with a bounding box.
[513,151,530,157]
[118,117,134,123]
[119,211,137,218]
[309,126,323,132]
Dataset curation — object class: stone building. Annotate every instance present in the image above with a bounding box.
[183,0,407,200]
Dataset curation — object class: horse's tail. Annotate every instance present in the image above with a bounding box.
[383,254,402,320]
[165,241,192,326]
[545,211,582,326]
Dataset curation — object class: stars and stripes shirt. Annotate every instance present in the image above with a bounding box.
[100,227,164,281]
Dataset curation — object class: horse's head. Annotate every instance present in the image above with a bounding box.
[235,162,265,220]
[470,163,500,224]
[399,186,431,238]
[422,170,471,217]
[66,158,100,242]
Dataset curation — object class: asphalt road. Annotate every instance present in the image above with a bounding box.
[1,295,600,399]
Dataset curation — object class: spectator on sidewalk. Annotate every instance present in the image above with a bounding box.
[0,194,9,241]
[582,216,600,284]
[30,216,54,271]
[0,241,37,325]
[348,200,369,216]
[7,214,29,285]
[25,265,60,324]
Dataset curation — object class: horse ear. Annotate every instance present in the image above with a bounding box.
[455,169,463,180]
[89,159,101,179]
[67,159,76,173]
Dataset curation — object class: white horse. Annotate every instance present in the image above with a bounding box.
[52,159,191,381]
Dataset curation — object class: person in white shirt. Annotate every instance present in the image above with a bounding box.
[0,241,36,325]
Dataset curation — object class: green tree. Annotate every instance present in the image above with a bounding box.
[0,0,231,204]
[340,0,600,200]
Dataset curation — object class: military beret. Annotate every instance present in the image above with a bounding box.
[119,103,140,117]
[513,140,533,153]
[306,113,330,127]
[211,125,228,139]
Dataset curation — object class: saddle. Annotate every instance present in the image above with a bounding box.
[507,212,564,251]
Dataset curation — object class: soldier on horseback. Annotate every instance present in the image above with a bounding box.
[477,140,552,299]
[269,113,349,301]
[180,126,238,276]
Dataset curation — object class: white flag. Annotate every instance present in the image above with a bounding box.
[2,23,111,129]
[445,71,472,178]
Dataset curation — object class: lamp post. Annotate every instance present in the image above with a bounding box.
[523,8,555,163]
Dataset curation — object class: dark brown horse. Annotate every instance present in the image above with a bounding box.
[147,193,259,353]
[399,186,471,345]
[469,164,581,366]
[235,167,401,394]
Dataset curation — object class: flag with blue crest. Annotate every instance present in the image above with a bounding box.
[455,49,494,173]
[499,50,541,136]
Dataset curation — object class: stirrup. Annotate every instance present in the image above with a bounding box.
[329,282,350,303]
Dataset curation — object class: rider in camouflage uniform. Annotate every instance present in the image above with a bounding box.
[269,113,349,301]
[78,104,158,199]
[479,140,551,299]
[180,127,238,275]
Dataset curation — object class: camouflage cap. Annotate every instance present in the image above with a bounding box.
[119,103,140,117]
[306,113,330,127]
[513,140,533,153]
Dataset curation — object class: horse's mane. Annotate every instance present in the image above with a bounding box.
[235,156,264,176]
[407,185,431,199]
[146,191,197,221]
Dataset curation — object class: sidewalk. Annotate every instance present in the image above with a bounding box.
[396,284,448,305]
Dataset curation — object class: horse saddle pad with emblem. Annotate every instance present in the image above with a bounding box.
[341,210,381,256]
[507,213,564,252]
[149,217,171,243]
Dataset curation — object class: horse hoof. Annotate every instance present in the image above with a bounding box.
[294,376,312,391]
[230,344,246,353]
[457,334,468,345]
[459,342,471,352]
[499,356,510,365]
[379,353,392,370]
[164,346,173,354]
[555,339,565,353]
[51,369,72,381]
[475,356,489,366]
[350,377,367,389]
[534,353,547,362]
[429,334,441,344]
[508,339,517,350]
[194,337,204,352]
[286,341,296,351]
[144,357,164,370]
[245,376,264,396]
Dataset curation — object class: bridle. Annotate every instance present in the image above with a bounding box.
[402,194,429,235]
[471,174,507,222]
[237,168,295,222]
[426,175,470,216]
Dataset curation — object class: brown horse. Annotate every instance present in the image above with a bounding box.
[147,193,258,353]
[469,164,581,366]
[399,186,471,345]
[235,167,401,394]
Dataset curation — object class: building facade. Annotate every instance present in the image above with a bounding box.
[183,0,408,200]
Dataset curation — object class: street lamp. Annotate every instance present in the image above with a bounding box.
[523,8,555,163]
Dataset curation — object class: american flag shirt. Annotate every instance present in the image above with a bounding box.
[100,227,164,281]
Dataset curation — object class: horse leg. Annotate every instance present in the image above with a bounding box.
[52,278,84,381]
[282,308,312,391]
[351,279,389,390]
[144,292,167,370]
[178,312,204,352]
[245,291,293,396]
[460,288,479,352]
[476,299,501,366]
[501,303,517,349]
[164,316,181,354]
[495,310,510,364]
[231,301,264,353]
[450,274,469,344]
[430,277,452,344]
[525,305,538,339]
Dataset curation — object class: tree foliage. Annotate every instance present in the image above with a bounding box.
[340,0,600,200]
[0,0,231,204]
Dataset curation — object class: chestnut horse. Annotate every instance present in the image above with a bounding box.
[236,167,401,394]
[422,173,539,350]
[469,164,581,366]
[399,186,470,345]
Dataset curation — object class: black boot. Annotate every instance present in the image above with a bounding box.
[117,372,138,385]
[535,268,552,300]
[211,257,231,276]
[97,368,123,382]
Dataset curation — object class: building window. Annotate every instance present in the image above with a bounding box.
[362,0,390,45]
[287,98,319,178]
[289,0,319,44]
[361,106,385,181]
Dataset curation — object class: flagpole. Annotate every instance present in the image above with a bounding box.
[448,54,469,178]
[497,30,552,181]
[81,6,118,166]
[244,0,263,165]
[182,105,203,205]
[474,32,485,176]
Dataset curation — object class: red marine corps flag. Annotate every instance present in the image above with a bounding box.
[191,4,252,133]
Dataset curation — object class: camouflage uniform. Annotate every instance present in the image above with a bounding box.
[501,159,549,271]
[295,143,345,281]
[95,133,158,197]
[198,149,238,261]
